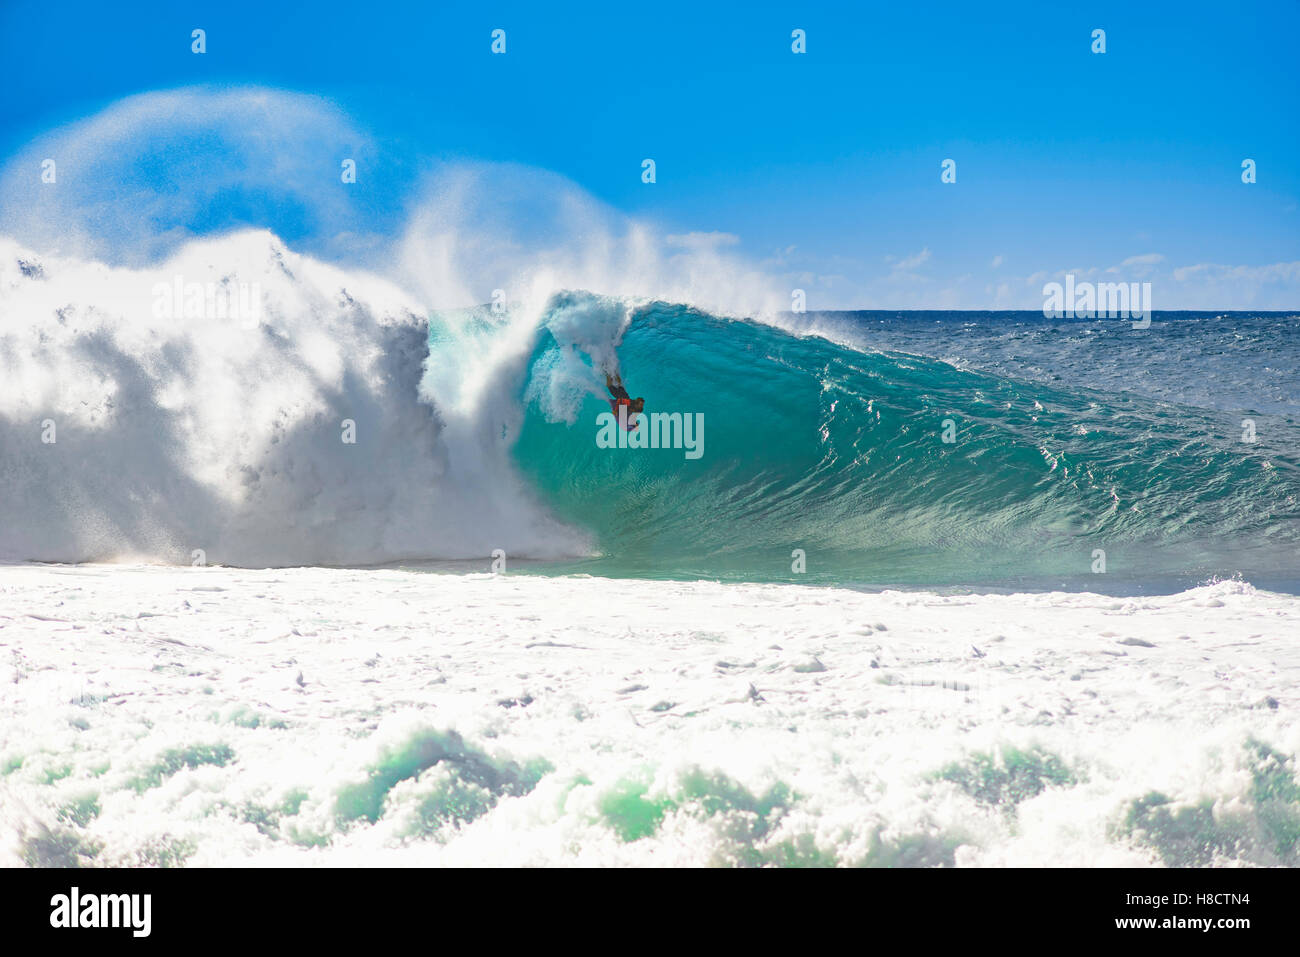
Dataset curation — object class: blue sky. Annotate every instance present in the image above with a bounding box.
[2,0,1297,308]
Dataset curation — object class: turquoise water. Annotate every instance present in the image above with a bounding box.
[445,299,1300,590]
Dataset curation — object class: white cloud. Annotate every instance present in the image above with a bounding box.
[890,247,931,272]
[990,255,1003,268]
[1172,261,1300,283]
[1107,252,1165,274]
[1119,252,1164,266]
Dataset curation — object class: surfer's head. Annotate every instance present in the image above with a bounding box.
[630,397,645,414]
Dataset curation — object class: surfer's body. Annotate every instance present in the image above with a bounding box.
[605,372,644,430]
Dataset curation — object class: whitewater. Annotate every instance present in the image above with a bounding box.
[3,566,1298,867]
[0,230,588,566]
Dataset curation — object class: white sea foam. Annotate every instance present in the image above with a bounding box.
[1,566,1296,867]
[0,231,586,564]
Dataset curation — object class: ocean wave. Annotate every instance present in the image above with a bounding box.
[2,232,1298,583]
[512,297,1300,585]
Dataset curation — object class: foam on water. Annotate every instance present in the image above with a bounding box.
[2,566,1297,867]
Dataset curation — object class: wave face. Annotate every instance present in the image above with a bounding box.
[512,298,1300,587]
